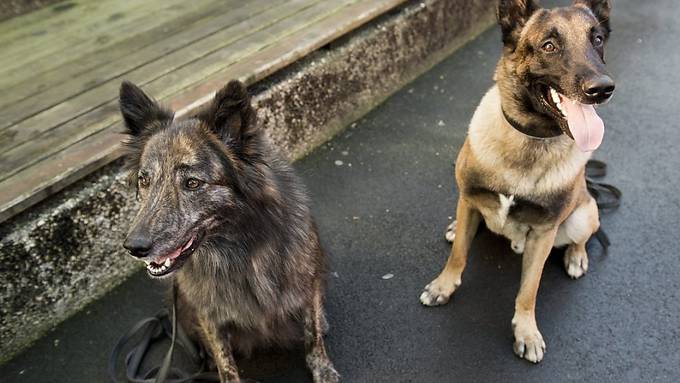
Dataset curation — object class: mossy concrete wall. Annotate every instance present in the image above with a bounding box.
[0,0,496,362]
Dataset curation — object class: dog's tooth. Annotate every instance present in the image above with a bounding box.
[550,88,560,104]
[164,259,171,267]
[144,260,150,266]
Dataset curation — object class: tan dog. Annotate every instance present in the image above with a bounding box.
[420,0,615,363]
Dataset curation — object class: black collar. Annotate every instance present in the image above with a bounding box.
[502,108,564,139]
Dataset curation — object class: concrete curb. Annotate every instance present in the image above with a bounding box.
[0,0,496,363]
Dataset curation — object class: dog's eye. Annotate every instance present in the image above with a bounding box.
[542,42,557,53]
[185,178,202,190]
[138,174,149,188]
[593,35,604,47]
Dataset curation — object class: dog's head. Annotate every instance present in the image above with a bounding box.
[119,80,268,278]
[497,0,614,151]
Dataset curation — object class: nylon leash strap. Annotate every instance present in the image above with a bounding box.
[585,159,622,251]
[108,286,219,383]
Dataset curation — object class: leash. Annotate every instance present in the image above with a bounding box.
[108,286,219,383]
[585,159,622,251]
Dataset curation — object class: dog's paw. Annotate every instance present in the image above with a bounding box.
[444,220,457,242]
[419,277,459,306]
[307,355,340,383]
[313,364,340,383]
[564,246,589,279]
[512,318,546,363]
[510,239,525,254]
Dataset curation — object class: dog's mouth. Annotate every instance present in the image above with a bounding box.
[144,231,204,277]
[538,84,606,152]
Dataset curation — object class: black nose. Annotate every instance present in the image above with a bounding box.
[583,75,615,99]
[123,232,152,257]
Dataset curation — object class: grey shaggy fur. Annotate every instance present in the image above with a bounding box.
[119,80,339,383]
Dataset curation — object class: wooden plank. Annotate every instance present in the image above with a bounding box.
[0,0,220,88]
[0,0,317,138]
[0,0,332,177]
[0,0,133,47]
[0,129,125,224]
[0,0,408,223]
[142,0,361,102]
[0,0,190,68]
[193,0,409,96]
[0,0,268,124]
[0,0,242,109]
[0,1,154,73]
[0,83,210,224]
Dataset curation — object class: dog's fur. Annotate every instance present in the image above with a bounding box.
[119,80,339,382]
[420,0,614,363]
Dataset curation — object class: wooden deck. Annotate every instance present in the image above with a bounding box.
[0,0,406,223]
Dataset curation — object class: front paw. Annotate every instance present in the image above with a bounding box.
[511,239,525,254]
[419,276,459,306]
[564,245,589,279]
[307,354,340,383]
[512,317,546,363]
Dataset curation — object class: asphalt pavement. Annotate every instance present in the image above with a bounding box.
[1,0,679,381]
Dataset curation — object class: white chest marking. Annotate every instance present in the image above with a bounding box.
[498,193,515,226]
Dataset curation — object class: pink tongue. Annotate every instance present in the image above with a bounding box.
[563,97,605,152]
[158,236,195,263]
[165,248,182,261]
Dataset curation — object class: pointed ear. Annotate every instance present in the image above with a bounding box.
[497,0,540,48]
[574,0,611,33]
[119,81,173,136]
[209,80,257,146]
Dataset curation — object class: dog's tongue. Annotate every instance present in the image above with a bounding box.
[563,96,605,152]
[157,236,194,263]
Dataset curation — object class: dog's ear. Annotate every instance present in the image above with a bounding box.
[497,0,540,48]
[119,81,173,136]
[574,0,611,33]
[209,80,258,150]
[208,80,275,199]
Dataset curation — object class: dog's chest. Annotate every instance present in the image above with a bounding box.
[477,192,529,243]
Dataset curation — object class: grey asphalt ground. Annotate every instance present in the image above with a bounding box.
[2,0,679,382]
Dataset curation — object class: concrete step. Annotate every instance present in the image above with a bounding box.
[0,0,496,363]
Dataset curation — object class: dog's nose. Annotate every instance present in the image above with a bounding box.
[583,75,615,99]
[123,233,153,257]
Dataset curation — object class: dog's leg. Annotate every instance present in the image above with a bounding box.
[511,227,557,363]
[421,198,481,306]
[304,280,339,383]
[445,220,457,242]
[198,314,240,383]
[560,197,600,279]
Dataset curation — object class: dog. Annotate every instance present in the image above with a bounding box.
[119,80,339,382]
[420,0,615,363]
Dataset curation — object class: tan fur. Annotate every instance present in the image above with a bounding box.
[421,83,600,365]
[421,0,614,364]
[468,87,592,197]
[421,86,600,362]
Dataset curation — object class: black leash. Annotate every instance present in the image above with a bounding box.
[585,159,622,251]
[108,286,219,383]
